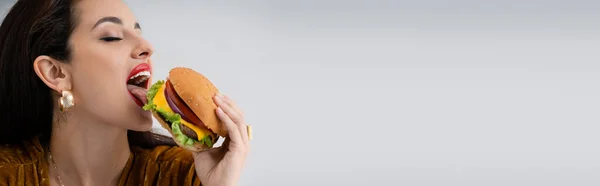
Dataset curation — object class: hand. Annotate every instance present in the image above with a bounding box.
[192,93,251,186]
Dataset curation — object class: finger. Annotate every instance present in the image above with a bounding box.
[219,102,249,143]
[219,94,244,118]
[236,122,249,143]
[218,94,250,142]
[214,94,249,143]
[214,95,243,124]
[215,107,244,144]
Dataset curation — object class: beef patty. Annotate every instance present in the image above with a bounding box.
[180,123,199,140]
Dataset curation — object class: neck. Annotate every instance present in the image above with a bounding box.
[49,112,131,186]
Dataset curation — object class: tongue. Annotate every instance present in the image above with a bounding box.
[127,85,148,105]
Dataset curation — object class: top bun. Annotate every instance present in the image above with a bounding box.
[168,67,227,137]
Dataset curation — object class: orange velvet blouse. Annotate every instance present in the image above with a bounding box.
[0,137,202,186]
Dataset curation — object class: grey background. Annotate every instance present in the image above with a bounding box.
[2,0,600,185]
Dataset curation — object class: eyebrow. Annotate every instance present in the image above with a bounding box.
[92,16,142,30]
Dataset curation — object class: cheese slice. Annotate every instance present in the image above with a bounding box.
[153,84,213,140]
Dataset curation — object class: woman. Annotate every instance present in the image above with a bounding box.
[0,0,250,185]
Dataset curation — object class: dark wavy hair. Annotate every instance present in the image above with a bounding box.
[0,0,174,147]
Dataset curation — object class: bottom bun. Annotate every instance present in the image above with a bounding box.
[152,111,211,152]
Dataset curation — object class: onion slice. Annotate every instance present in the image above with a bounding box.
[164,80,207,129]
[164,82,194,124]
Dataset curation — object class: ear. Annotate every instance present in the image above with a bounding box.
[33,55,72,93]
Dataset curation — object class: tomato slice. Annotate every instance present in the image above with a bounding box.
[164,80,208,129]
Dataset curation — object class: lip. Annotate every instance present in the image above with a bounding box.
[127,63,152,108]
[127,63,152,88]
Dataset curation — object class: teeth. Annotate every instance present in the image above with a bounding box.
[129,71,151,85]
[129,71,151,80]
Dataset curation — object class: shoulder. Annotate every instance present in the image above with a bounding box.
[121,145,201,186]
[0,137,45,166]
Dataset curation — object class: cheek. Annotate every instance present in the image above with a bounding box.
[70,57,152,128]
[70,54,128,111]
[73,55,123,87]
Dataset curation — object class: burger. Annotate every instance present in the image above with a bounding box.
[142,67,227,152]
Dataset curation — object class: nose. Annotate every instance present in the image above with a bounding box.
[131,37,154,60]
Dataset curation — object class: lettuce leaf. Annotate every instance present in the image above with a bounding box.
[155,108,194,146]
[171,121,195,146]
[199,135,214,147]
[142,80,164,111]
[156,108,181,123]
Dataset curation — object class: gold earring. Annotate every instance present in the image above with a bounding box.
[59,90,75,112]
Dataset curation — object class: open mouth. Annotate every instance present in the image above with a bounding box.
[127,63,152,107]
[127,71,151,88]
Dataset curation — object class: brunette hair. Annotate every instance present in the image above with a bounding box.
[0,0,174,148]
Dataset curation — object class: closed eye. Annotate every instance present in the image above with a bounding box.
[100,37,122,42]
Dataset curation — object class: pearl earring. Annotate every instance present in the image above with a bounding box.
[59,90,75,112]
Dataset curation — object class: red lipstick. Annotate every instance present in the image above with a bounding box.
[128,63,152,81]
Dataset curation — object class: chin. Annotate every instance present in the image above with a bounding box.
[130,103,154,129]
[132,116,154,131]
[118,111,154,131]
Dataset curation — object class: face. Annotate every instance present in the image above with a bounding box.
[66,0,154,130]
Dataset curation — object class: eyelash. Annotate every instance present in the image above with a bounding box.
[100,37,122,42]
